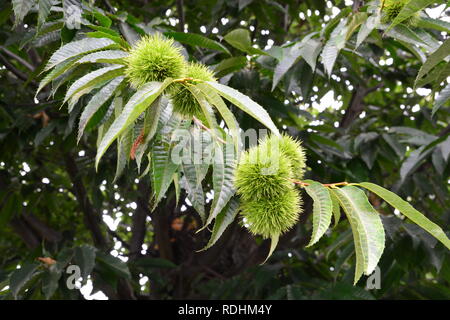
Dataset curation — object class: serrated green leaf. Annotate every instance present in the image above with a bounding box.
[224,28,267,55]
[165,31,230,55]
[74,245,97,283]
[416,16,450,33]
[415,61,450,88]
[432,81,450,116]
[413,28,441,52]
[333,242,355,280]
[150,137,180,210]
[88,25,121,37]
[346,12,368,40]
[198,83,240,156]
[42,265,61,300]
[386,24,428,48]
[332,186,385,284]
[262,233,280,264]
[96,252,131,279]
[321,19,348,76]
[213,56,248,78]
[12,0,34,27]
[134,98,165,171]
[45,38,118,71]
[206,142,236,227]
[272,42,303,90]
[357,182,450,250]
[114,126,133,182]
[181,161,206,221]
[322,7,352,39]
[10,263,40,299]
[78,77,124,142]
[96,79,172,168]
[386,0,435,32]
[50,65,86,97]
[64,65,125,109]
[326,229,352,260]
[200,198,240,251]
[36,56,81,96]
[205,81,280,136]
[304,181,333,247]
[85,31,130,49]
[400,146,432,182]
[149,114,190,209]
[37,0,52,28]
[92,10,112,28]
[85,94,119,134]
[415,38,450,85]
[185,85,220,138]
[97,97,121,148]
[330,188,341,227]
[298,37,322,71]
[356,11,381,49]
[76,50,129,65]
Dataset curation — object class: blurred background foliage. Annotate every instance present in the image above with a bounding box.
[0,0,449,299]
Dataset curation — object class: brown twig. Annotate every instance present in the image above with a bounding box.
[0,52,30,82]
[64,153,107,249]
[192,116,226,144]
[289,178,349,188]
[176,0,185,33]
[340,82,384,129]
[174,77,194,83]
[0,46,35,71]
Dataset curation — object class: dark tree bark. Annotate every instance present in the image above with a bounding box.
[176,0,185,32]
[22,213,62,243]
[10,217,41,249]
[64,153,108,249]
[340,83,384,129]
[129,180,151,260]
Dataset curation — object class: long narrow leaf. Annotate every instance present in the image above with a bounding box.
[332,186,385,284]
[304,181,333,247]
[357,182,450,250]
[78,77,124,142]
[45,38,118,71]
[205,81,280,136]
[200,198,240,251]
[386,0,435,32]
[95,79,172,168]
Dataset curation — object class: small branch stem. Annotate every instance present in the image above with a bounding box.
[0,46,35,71]
[192,116,226,144]
[176,0,185,33]
[0,52,30,82]
[173,77,194,83]
[289,179,349,188]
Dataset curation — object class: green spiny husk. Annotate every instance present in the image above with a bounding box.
[235,140,294,202]
[241,187,302,239]
[260,134,306,180]
[235,135,307,238]
[171,62,216,118]
[125,33,186,88]
[381,0,419,26]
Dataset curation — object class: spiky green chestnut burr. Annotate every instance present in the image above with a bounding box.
[260,134,306,180]
[381,0,419,25]
[241,187,302,239]
[125,33,186,88]
[171,62,216,118]
[235,134,306,260]
[235,140,294,202]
